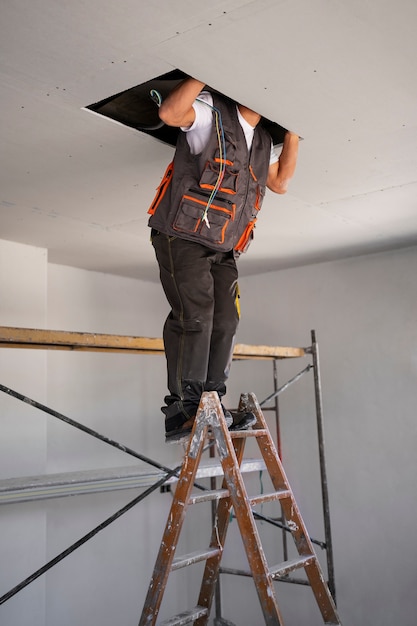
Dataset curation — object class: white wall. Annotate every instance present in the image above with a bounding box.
[223,245,417,626]
[44,264,189,626]
[1,239,416,626]
[0,242,197,626]
[0,240,47,626]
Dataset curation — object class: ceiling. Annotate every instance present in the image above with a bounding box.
[1,0,417,282]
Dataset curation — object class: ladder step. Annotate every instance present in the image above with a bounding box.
[249,489,291,506]
[270,555,316,579]
[188,488,229,504]
[188,487,291,509]
[229,429,268,439]
[159,605,208,626]
[171,547,222,571]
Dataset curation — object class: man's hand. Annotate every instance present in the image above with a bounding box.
[266,131,299,194]
[158,78,205,128]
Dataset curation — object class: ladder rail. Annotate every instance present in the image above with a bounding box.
[197,424,285,626]
[195,437,246,624]
[138,415,208,626]
[239,392,341,625]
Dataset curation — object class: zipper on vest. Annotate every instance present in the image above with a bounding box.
[189,188,235,207]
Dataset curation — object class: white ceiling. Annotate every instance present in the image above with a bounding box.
[1,0,417,282]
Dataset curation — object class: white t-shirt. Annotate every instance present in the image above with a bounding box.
[181,92,278,165]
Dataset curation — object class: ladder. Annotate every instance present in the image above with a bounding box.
[139,392,342,626]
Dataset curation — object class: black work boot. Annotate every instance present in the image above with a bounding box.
[228,410,257,431]
[165,414,196,444]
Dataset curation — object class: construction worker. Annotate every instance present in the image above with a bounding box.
[148,78,299,442]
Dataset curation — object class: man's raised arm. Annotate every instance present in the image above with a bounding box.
[266,131,299,194]
[158,78,205,128]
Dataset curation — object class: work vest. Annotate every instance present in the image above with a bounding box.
[147,93,272,253]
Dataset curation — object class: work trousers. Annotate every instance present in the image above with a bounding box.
[151,231,240,422]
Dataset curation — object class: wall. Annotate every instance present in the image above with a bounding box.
[0,240,48,625]
[222,245,417,626]
[44,264,188,626]
[1,239,416,625]
[0,241,197,626]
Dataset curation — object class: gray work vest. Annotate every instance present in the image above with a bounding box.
[148,93,272,253]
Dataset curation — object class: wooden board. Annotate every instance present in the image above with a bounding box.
[0,326,305,359]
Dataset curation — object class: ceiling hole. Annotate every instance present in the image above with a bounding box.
[85,69,289,147]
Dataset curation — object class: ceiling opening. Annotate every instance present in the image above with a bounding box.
[86,69,289,147]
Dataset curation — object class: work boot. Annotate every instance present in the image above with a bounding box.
[228,410,257,431]
[221,405,234,428]
[165,414,196,444]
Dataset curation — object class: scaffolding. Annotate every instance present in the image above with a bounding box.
[0,326,336,620]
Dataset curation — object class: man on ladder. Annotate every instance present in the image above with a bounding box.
[147,76,299,443]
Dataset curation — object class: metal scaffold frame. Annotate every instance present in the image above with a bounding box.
[0,326,336,617]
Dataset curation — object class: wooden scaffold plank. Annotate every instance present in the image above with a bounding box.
[0,326,305,359]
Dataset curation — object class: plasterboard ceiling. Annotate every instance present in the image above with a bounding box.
[1,0,417,282]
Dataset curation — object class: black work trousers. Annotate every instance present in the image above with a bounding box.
[152,231,240,422]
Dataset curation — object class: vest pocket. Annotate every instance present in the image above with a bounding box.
[173,191,235,245]
[147,161,173,215]
[234,184,264,253]
[234,218,257,253]
[254,184,265,211]
[199,159,238,195]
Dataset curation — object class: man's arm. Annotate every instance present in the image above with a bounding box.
[158,78,205,128]
[266,131,299,194]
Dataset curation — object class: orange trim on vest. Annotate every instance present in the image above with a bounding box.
[147,161,174,215]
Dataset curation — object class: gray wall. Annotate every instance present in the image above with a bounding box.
[231,245,417,625]
[1,239,416,625]
[0,241,47,625]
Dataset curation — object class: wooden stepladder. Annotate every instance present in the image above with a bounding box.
[139,392,342,626]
